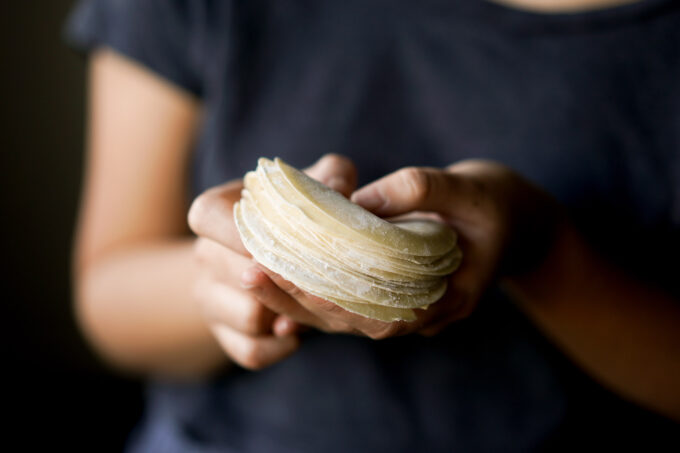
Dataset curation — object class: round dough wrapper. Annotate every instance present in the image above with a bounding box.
[234,157,462,321]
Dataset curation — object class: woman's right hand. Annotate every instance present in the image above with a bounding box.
[192,219,300,370]
[189,155,358,370]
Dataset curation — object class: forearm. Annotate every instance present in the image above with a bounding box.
[75,238,228,378]
[504,224,680,421]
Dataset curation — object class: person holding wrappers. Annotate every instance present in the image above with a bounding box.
[66,0,680,451]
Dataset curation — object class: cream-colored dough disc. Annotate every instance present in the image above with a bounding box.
[234,157,462,322]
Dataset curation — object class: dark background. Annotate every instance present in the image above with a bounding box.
[1,2,142,450]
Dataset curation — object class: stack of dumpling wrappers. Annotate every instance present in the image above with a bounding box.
[234,158,462,322]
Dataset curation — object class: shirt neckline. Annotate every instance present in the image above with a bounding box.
[449,0,679,35]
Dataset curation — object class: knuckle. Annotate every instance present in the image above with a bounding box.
[238,341,267,370]
[399,167,430,204]
[320,154,356,178]
[320,153,347,168]
[316,298,339,313]
[187,193,211,235]
[286,285,302,298]
[281,281,304,299]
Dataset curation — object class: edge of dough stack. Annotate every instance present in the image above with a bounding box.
[234,158,463,322]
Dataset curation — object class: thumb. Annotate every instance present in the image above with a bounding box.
[351,167,465,217]
[304,154,358,198]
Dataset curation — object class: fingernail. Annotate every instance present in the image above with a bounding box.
[240,267,262,289]
[326,177,347,192]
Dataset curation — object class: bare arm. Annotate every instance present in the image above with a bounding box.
[504,224,680,422]
[74,49,225,377]
[354,163,680,421]
[74,53,358,376]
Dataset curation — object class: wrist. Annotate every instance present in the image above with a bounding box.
[502,219,580,304]
[499,184,567,278]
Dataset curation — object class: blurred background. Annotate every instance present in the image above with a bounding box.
[1,2,142,450]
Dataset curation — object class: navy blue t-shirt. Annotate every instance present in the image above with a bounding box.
[66,1,680,451]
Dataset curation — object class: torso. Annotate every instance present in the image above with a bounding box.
[137,1,680,450]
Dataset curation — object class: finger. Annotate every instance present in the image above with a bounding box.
[194,237,253,286]
[417,297,469,337]
[196,278,276,336]
[258,267,392,336]
[188,179,249,255]
[350,167,470,218]
[417,253,484,337]
[246,263,410,339]
[210,323,299,370]
[304,154,358,198]
[417,301,471,336]
[273,315,307,337]
[241,266,330,331]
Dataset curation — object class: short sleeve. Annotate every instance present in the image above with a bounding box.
[64,0,204,97]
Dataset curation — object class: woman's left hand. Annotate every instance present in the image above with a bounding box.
[244,160,563,339]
